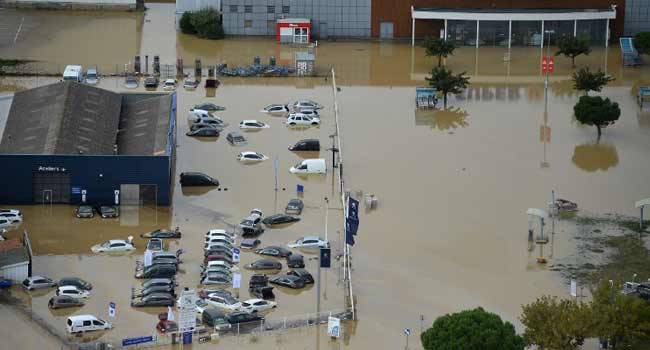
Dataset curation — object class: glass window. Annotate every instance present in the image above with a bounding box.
[83,320,91,326]
[244,5,252,13]
[229,5,237,13]
[543,21,575,45]
[510,21,542,46]
[282,6,290,14]
[446,20,478,46]
[267,5,274,13]
[577,19,606,45]
[244,20,253,28]
[478,21,509,47]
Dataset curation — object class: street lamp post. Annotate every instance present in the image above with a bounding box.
[543,30,555,103]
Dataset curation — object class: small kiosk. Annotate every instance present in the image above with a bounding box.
[277,19,311,44]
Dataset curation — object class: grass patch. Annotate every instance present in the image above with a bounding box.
[0,58,30,67]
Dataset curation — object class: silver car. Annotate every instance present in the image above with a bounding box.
[23,276,57,290]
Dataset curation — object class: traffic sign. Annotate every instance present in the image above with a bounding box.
[233,247,241,263]
[108,301,116,318]
[327,317,341,338]
[183,331,192,345]
[122,335,155,347]
[404,328,411,336]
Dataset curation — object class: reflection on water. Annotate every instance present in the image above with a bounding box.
[638,110,650,129]
[572,142,619,172]
[415,107,469,131]
[551,79,579,99]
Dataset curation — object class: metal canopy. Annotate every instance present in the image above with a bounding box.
[526,208,548,219]
[635,198,650,208]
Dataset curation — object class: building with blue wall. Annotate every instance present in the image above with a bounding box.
[0,82,176,206]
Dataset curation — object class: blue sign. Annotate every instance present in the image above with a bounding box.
[297,184,304,193]
[109,302,116,309]
[122,335,154,347]
[404,328,411,336]
[71,187,81,194]
[183,332,192,345]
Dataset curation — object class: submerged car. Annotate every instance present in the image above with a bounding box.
[144,76,159,88]
[201,273,232,286]
[249,274,275,300]
[135,264,177,279]
[187,127,219,137]
[240,299,277,313]
[162,78,177,90]
[227,311,264,324]
[146,238,164,252]
[131,293,175,307]
[183,78,198,89]
[255,246,292,258]
[85,68,99,85]
[205,293,241,311]
[142,278,176,290]
[269,275,305,289]
[22,276,57,291]
[288,268,314,284]
[193,103,225,112]
[141,228,182,239]
[239,209,263,231]
[288,139,320,152]
[286,254,305,268]
[246,259,282,270]
[58,277,92,291]
[75,205,94,218]
[293,99,323,111]
[56,285,90,299]
[260,104,290,115]
[237,152,268,163]
[124,75,139,89]
[97,205,119,218]
[48,295,84,309]
[286,113,320,126]
[226,131,247,146]
[240,238,261,250]
[157,320,178,334]
[91,237,135,253]
[239,120,269,130]
[287,236,329,249]
[285,199,304,215]
[262,214,300,226]
[135,284,176,297]
[180,172,219,186]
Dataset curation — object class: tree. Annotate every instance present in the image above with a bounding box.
[179,12,196,34]
[425,67,470,108]
[520,295,594,350]
[572,67,614,96]
[421,307,524,350]
[573,96,620,139]
[190,8,224,40]
[422,36,456,67]
[591,280,650,349]
[556,35,592,68]
[634,32,650,55]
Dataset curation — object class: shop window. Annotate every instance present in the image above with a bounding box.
[282,6,290,14]
[229,5,237,13]
[244,5,252,13]
[267,6,275,14]
[244,20,253,28]
[294,27,308,44]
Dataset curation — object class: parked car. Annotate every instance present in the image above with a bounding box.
[290,159,326,174]
[183,78,198,89]
[240,238,261,250]
[85,68,99,85]
[294,109,319,118]
[204,248,234,260]
[239,120,269,130]
[204,260,236,271]
[201,264,232,277]
[66,315,112,334]
[191,298,210,314]
[58,277,92,291]
[204,234,235,245]
[48,295,84,309]
[180,172,219,186]
[288,139,320,152]
[226,131,247,146]
[56,285,90,299]
[193,103,225,112]
[75,205,94,218]
[286,254,305,268]
[205,293,241,311]
[97,206,119,218]
[237,151,268,163]
[288,268,314,284]
[144,76,159,88]
[141,227,182,239]
[198,288,231,299]
[260,104,290,115]
[247,259,282,270]
[131,293,175,307]
[286,113,320,126]
[240,299,277,313]
[153,250,183,264]
[202,308,231,331]
[187,127,219,137]
[240,209,263,230]
[201,272,233,286]
[293,100,323,111]
[142,278,176,290]
[162,78,177,90]
[156,320,178,334]
[124,75,139,89]
[287,236,329,249]
[136,284,176,297]
[241,225,264,237]
[203,254,233,266]
[0,211,22,223]
[269,275,305,289]
[249,275,274,300]
[255,246,292,258]
[22,276,57,290]
[192,114,225,126]
[205,229,235,239]
[147,238,164,252]
[0,279,11,288]
[91,237,135,253]
[204,241,234,251]
[262,214,300,226]
[285,199,304,215]
[135,264,177,279]
[0,209,22,218]
[227,311,263,325]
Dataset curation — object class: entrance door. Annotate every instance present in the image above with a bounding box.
[32,172,71,203]
[380,22,394,39]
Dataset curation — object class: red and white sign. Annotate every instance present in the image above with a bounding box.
[276,18,311,44]
[541,56,554,73]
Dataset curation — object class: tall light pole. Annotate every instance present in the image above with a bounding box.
[543,29,555,102]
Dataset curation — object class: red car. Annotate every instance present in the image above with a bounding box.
[156,320,178,334]
[204,254,232,265]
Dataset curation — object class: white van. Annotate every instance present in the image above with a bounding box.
[63,65,83,83]
[66,315,112,333]
[290,158,326,174]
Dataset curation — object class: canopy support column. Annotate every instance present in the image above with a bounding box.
[476,20,480,48]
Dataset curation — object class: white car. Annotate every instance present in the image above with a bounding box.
[204,235,235,245]
[91,236,135,253]
[239,120,270,130]
[205,229,235,239]
[260,104,290,115]
[176,297,209,314]
[205,293,241,311]
[240,299,277,313]
[237,152,269,163]
[293,100,323,111]
[56,285,90,299]
[287,236,329,249]
[163,78,177,90]
[296,109,319,118]
[286,113,320,126]
[0,211,22,223]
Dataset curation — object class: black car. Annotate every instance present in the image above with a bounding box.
[96,205,119,218]
[58,277,92,291]
[227,311,264,325]
[131,293,175,307]
[144,77,159,87]
[48,295,84,309]
[180,172,219,187]
[202,308,231,330]
[226,131,247,146]
[136,284,176,297]
[246,259,282,270]
[288,139,320,152]
[241,225,264,237]
[288,268,314,284]
[270,275,305,289]
[262,214,300,226]
[136,264,177,279]
[75,205,94,218]
[187,127,219,137]
[142,278,176,289]
[141,228,182,239]
[286,254,305,268]
[285,199,304,215]
[240,238,261,249]
[255,246,292,258]
[193,103,225,112]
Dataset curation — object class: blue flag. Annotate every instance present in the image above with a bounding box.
[348,197,359,222]
[346,216,359,237]
[345,223,355,246]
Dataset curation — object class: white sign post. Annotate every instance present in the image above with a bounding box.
[178,289,197,333]
[327,316,341,338]
[144,250,153,267]
[570,279,577,298]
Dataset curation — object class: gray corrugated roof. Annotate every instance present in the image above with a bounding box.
[117,94,172,156]
[0,247,29,268]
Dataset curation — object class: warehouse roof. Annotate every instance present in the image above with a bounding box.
[0,239,29,268]
[0,82,172,156]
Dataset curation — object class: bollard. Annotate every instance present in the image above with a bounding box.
[195,59,202,78]
[208,66,214,77]
[153,55,160,76]
[134,56,141,74]
[176,58,183,77]
[145,55,149,74]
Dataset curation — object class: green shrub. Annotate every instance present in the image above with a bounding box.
[634,32,650,55]
[179,12,196,34]
[191,8,224,40]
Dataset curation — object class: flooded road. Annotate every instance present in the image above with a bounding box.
[2,3,650,350]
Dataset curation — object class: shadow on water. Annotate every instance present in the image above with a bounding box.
[414,107,469,131]
[571,142,619,172]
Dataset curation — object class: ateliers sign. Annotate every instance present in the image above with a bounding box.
[37,166,67,172]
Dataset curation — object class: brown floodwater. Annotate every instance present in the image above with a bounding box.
[2,3,650,350]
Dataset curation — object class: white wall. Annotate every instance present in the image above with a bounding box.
[15,0,135,4]
[1,262,28,282]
